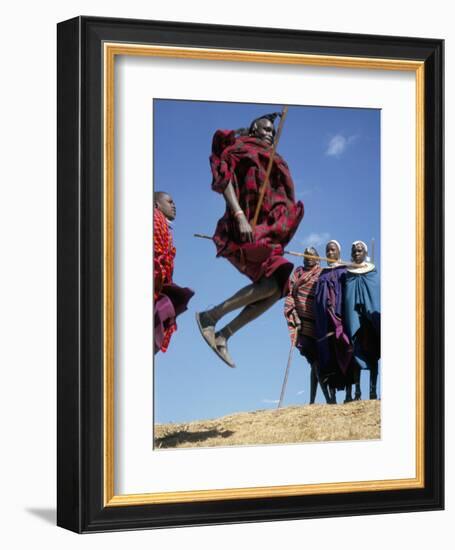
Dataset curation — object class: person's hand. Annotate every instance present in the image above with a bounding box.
[292,312,302,331]
[236,213,254,243]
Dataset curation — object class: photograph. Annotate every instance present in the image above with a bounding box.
[153,98,381,449]
[55,15,444,532]
[1,0,450,544]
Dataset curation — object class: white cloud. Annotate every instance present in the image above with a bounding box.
[325,134,357,157]
[301,232,331,249]
[261,399,279,404]
[297,188,314,198]
[296,390,305,396]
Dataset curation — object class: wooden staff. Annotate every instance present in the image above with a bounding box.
[278,334,296,409]
[194,235,373,269]
[284,249,352,266]
[251,106,289,230]
[195,234,343,263]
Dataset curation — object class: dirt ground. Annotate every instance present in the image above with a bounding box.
[154,400,381,449]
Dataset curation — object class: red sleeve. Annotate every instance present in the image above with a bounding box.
[209,129,237,194]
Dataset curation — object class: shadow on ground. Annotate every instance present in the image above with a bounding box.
[155,427,234,448]
[25,508,56,525]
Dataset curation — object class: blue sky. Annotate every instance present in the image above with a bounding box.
[153,99,380,424]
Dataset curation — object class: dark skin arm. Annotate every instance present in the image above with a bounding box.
[223,180,254,243]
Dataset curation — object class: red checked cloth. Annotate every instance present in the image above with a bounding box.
[210,129,304,293]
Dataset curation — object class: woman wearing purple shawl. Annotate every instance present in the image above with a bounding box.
[314,241,353,403]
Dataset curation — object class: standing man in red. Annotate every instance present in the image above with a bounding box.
[196,113,304,367]
[154,191,194,354]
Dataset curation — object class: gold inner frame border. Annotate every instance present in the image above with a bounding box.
[103,42,425,507]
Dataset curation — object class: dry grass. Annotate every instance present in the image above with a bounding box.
[154,400,381,449]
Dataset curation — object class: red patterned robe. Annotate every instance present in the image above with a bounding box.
[284,265,322,364]
[154,208,194,354]
[210,129,304,294]
[284,265,322,341]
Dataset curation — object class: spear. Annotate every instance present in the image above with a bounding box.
[277,334,296,409]
[193,235,356,265]
[251,106,289,230]
[284,250,361,268]
[194,233,214,241]
[194,235,376,270]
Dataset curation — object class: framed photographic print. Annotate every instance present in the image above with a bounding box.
[57,16,444,533]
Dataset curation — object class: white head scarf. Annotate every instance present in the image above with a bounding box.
[351,240,371,262]
[325,240,342,266]
[326,239,341,254]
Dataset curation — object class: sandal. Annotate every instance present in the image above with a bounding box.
[214,333,236,368]
[195,311,217,350]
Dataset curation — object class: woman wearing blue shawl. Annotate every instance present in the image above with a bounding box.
[314,241,353,404]
[344,241,381,400]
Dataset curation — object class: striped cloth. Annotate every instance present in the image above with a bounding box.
[284,265,322,341]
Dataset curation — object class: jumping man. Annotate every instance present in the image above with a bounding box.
[196,113,304,367]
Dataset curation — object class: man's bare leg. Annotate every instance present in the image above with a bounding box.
[206,277,279,321]
[213,286,281,366]
[310,364,318,404]
[369,361,378,399]
[196,276,280,350]
[354,367,362,400]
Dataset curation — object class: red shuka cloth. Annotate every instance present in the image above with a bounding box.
[210,130,304,293]
[154,208,177,352]
[153,208,194,353]
[154,208,176,301]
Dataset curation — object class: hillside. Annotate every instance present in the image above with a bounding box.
[154,400,380,449]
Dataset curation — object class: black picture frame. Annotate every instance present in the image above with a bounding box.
[57,16,444,533]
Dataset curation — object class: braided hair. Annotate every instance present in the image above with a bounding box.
[234,112,282,137]
[248,112,281,136]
